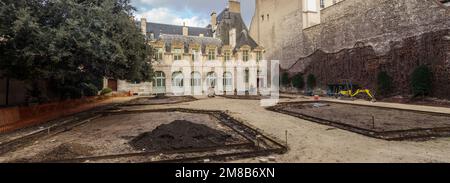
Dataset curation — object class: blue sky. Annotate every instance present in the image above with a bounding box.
[131,0,255,27]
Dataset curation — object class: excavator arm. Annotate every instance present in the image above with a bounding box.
[339,89,375,100]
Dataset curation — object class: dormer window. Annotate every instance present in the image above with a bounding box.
[173,48,182,60]
[154,48,163,61]
[224,50,231,61]
[256,51,262,62]
[242,50,249,62]
[208,48,216,61]
[191,48,199,61]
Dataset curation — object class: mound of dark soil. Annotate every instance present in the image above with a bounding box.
[129,120,232,151]
[34,143,94,162]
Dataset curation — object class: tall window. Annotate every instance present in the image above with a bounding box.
[244,68,249,83]
[154,48,163,61]
[242,50,249,62]
[223,72,232,86]
[256,51,262,62]
[191,72,201,87]
[191,48,199,61]
[307,0,317,11]
[224,50,231,61]
[208,48,216,61]
[173,49,182,61]
[153,71,166,87]
[320,0,325,8]
[172,72,184,87]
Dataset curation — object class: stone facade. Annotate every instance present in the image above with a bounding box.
[250,0,450,98]
[109,0,266,96]
[251,0,449,69]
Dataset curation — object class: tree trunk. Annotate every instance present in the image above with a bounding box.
[5,77,10,106]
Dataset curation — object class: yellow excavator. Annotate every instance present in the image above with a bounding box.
[327,79,376,102]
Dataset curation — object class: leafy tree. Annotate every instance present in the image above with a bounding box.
[100,88,113,95]
[411,65,433,97]
[281,72,290,86]
[0,0,153,100]
[81,83,99,97]
[306,74,316,89]
[291,73,304,89]
[377,71,393,97]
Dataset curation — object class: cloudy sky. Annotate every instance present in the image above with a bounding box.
[131,0,255,27]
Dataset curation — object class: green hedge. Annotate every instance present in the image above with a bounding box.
[377,71,393,97]
[82,83,99,97]
[281,72,290,86]
[306,74,316,90]
[100,88,113,95]
[292,74,305,89]
[411,65,433,97]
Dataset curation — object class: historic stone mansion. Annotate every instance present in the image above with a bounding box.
[105,0,267,96]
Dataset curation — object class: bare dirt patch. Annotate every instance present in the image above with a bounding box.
[130,120,235,151]
[0,109,288,163]
[268,101,450,140]
[14,143,94,162]
[125,96,196,105]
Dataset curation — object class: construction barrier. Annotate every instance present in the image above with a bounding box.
[0,96,115,133]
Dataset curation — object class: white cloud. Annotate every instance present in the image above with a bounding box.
[131,0,255,27]
[134,7,209,27]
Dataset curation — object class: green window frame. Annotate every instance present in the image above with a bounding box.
[243,50,249,62]
[208,49,216,61]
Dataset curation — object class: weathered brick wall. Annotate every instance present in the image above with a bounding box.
[289,30,450,99]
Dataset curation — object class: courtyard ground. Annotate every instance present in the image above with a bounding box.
[1,95,450,163]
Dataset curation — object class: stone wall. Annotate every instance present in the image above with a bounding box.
[314,0,450,57]
[251,0,450,69]
[288,29,450,99]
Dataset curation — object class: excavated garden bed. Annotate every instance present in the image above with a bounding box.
[221,95,292,100]
[123,96,197,106]
[268,101,450,140]
[0,108,286,163]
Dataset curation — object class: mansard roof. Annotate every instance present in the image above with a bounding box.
[235,30,258,51]
[158,34,223,53]
[137,22,213,38]
[214,8,260,51]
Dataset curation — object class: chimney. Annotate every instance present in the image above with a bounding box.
[229,0,241,13]
[182,22,189,36]
[229,28,236,48]
[140,18,147,36]
[210,11,217,28]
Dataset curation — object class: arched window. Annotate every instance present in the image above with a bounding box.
[206,72,217,87]
[172,72,184,87]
